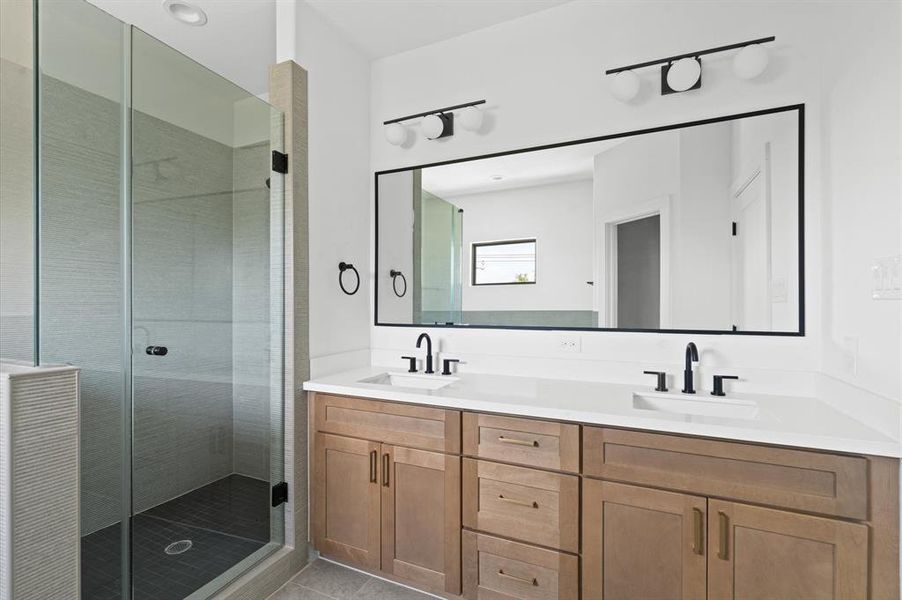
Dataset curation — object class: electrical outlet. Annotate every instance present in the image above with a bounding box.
[558,335,581,353]
[872,255,902,300]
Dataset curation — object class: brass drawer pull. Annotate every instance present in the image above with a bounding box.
[692,507,704,555]
[382,453,390,487]
[498,435,539,448]
[718,511,729,560]
[369,450,377,483]
[498,494,538,509]
[498,569,538,586]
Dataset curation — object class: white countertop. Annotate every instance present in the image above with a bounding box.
[304,366,902,458]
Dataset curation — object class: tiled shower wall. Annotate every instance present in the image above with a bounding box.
[37,73,272,535]
[39,74,125,534]
[0,58,33,363]
[130,108,237,515]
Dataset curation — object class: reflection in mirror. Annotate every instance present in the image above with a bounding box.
[376,106,803,334]
[472,239,537,286]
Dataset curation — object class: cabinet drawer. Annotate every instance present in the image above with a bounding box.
[463,530,578,600]
[463,413,579,473]
[463,459,579,552]
[313,393,461,453]
[583,427,868,519]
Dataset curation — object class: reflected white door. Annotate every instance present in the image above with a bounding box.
[731,168,771,331]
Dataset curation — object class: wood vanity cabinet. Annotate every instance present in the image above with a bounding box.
[313,433,381,569]
[381,444,461,594]
[582,426,892,600]
[706,499,868,599]
[311,394,462,596]
[310,393,899,600]
[462,530,579,600]
[582,480,707,600]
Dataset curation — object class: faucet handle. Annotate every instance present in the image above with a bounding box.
[401,356,418,373]
[711,375,739,397]
[643,370,668,392]
[441,358,460,376]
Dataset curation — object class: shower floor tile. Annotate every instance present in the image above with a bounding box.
[143,473,271,542]
[81,474,271,600]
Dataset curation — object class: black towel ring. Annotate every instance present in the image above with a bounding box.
[390,269,407,298]
[338,262,360,295]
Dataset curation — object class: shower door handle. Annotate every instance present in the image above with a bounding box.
[145,346,168,356]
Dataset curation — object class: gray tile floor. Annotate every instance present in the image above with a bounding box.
[268,558,437,600]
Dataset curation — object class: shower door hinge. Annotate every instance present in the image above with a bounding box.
[271,481,289,507]
[731,221,738,236]
[272,150,288,174]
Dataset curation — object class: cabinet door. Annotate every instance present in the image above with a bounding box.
[708,499,868,599]
[583,479,706,600]
[381,445,461,595]
[313,432,381,570]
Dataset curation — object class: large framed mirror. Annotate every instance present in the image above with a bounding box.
[375,105,804,335]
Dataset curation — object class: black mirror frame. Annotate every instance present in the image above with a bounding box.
[374,104,805,337]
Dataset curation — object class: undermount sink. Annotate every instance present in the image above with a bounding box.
[360,372,457,391]
[633,391,760,421]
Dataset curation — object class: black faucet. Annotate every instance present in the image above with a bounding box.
[682,342,699,394]
[416,333,434,374]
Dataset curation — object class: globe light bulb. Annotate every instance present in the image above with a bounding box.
[667,57,702,92]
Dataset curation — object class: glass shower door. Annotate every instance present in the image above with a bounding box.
[129,29,284,599]
[35,2,285,596]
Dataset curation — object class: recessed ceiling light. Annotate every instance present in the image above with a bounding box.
[490,175,504,181]
[162,0,207,26]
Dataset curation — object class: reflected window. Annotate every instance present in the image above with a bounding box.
[472,239,536,285]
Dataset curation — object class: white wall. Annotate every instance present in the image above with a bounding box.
[290,2,372,375]
[816,2,902,406]
[674,123,734,329]
[369,0,901,406]
[448,179,593,312]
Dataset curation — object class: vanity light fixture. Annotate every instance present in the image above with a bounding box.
[422,113,453,140]
[610,70,641,102]
[606,36,775,97]
[162,0,208,26]
[664,57,702,94]
[732,44,769,80]
[383,99,486,144]
[458,105,485,132]
[384,122,407,146]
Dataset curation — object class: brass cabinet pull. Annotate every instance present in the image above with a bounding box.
[497,435,539,448]
[692,508,704,555]
[382,453,390,487]
[369,450,377,483]
[498,494,538,509]
[498,569,538,586]
[718,511,729,560]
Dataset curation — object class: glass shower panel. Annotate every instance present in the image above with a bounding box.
[0,0,35,363]
[417,192,463,324]
[130,28,284,599]
[36,1,127,597]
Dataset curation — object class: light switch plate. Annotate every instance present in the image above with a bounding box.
[872,255,902,300]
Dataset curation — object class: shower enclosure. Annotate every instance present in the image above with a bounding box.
[0,0,286,598]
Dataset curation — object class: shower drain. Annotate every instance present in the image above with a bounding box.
[164,540,193,555]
